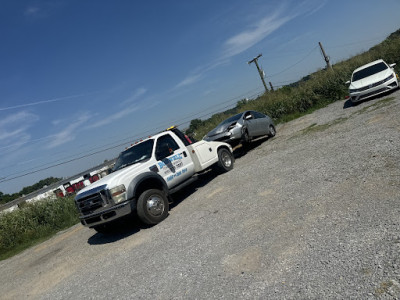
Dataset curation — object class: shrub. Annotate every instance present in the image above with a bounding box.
[0,196,79,259]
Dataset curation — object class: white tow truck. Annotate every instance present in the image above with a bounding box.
[75,127,234,233]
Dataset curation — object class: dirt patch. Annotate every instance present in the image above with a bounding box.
[222,246,262,275]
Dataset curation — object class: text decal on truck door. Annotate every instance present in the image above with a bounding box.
[157,153,183,169]
[167,168,188,182]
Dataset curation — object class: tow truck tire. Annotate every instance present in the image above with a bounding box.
[216,148,234,173]
[137,189,169,225]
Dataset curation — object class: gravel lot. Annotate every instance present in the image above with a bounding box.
[1,90,400,299]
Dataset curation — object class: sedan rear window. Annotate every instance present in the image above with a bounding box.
[352,62,388,81]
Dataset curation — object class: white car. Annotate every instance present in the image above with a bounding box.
[346,59,399,103]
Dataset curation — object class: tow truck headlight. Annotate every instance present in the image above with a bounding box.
[109,185,126,204]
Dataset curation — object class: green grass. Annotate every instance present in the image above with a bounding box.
[299,117,349,135]
[0,196,79,261]
[354,96,396,115]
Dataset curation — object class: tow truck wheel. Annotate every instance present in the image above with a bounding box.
[137,189,169,225]
[216,148,234,173]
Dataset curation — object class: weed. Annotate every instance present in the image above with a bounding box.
[354,97,396,115]
[375,280,395,296]
[0,196,79,260]
[298,117,348,136]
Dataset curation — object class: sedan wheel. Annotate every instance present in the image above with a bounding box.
[268,125,276,137]
[241,128,250,143]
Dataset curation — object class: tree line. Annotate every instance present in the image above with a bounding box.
[0,177,62,205]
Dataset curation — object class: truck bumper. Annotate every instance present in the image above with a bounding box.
[79,200,135,227]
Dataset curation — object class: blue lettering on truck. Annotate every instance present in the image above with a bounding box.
[158,153,183,169]
[167,168,188,182]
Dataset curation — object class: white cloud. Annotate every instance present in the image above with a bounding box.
[88,106,140,129]
[120,87,147,106]
[173,0,328,89]
[299,0,328,17]
[23,2,65,19]
[223,11,292,59]
[87,87,160,129]
[174,59,229,90]
[46,112,92,149]
[0,111,39,145]
[0,92,99,112]
[176,74,203,89]
[24,6,41,16]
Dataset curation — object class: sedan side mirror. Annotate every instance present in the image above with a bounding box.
[345,80,350,85]
[389,63,396,68]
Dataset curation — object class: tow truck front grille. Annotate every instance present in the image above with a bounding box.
[76,193,105,215]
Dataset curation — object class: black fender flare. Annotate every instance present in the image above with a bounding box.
[126,172,168,200]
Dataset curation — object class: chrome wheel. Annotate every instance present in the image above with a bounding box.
[146,195,165,217]
[137,189,169,225]
[216,148,234,173]
[221,151,232,168]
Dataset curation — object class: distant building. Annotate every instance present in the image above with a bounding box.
[0,159,116,214]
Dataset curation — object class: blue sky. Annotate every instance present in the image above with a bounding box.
[1,0,400,194]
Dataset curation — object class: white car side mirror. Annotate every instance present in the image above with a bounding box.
[345,80,350,85]
[389,63,396,68]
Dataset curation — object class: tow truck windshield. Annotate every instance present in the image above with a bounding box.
[112,139,154,172]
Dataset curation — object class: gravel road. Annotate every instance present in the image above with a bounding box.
[1,91,400,299]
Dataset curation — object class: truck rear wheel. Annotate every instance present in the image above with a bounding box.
[216,148,234,173]
[137,189,169,225]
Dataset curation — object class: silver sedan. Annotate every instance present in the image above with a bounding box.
[204,110,276,146]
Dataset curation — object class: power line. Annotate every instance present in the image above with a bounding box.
[267,46,318,78]
[0,87,259,175]
[0,91,100,112]
[325,36,385,49]
[2,35,389,184]
[0,88,264,182]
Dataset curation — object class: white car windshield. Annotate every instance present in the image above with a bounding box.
[352,62,388,81]
[112,139,154,171]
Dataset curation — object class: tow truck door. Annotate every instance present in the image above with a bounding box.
[154,133,195,188]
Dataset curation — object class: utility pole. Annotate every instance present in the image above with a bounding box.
[248,54,269,93]
[319,42,332,70]
[269,81,274,92]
